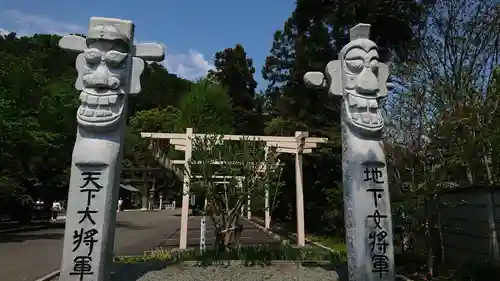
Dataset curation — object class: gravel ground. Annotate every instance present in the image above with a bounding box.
[115,263,340,281]
[53,262,341,281]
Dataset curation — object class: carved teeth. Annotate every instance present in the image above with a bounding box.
[99,96,109,105]
[346,95,382,127]
[361,112,371,123]
[348,95,359,106]
[348,95,369,108]
[84,109,94,117]
[95,111,111,117]
[78,93,121,121]
[357,98,367,108]
[87,94,98,105]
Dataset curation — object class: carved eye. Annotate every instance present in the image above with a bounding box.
[84,49,101,65]
[104,51,128,68]
[370,60,379,73]
[346,59,364,74]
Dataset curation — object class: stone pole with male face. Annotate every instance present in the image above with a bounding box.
[304,24,394,281]
[58,17,164,281]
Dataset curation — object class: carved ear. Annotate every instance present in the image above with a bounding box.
[324,60,342,96]
[378,63,390,98]
[129,57,145,94]
[304,72,326,88]
[59,35,86,52]
[74,54,86,91]
[133,43,165,62]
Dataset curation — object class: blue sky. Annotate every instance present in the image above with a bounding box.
[0,0,296,91]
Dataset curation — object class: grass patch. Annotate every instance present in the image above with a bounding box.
[114,244,346,266]
[307,235,347,254]
[395,252,500,281]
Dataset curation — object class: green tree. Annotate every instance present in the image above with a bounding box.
[128,63,191,117]
[0,32,192,218]
[261,0,428,235]
[209,45,262,134]
[188,135,282,252]
[178,79,234,134]
[0,34,79,212]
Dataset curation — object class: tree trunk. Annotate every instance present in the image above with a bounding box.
[424,199,434,277]
[435,195,445,265]
[214,216,243,252]
[466,165,473,185]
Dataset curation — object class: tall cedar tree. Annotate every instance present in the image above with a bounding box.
[209,44,263,134]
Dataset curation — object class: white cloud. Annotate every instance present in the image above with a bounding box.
[163,49,215,81]
[0,28,10,36]
[0,9,215,81]
[0,9,85,36]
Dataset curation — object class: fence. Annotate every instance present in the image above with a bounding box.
[163,201,176,210]
[439,187,500,262]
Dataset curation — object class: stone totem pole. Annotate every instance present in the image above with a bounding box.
[304,24,394,281]
[58,17,164,281]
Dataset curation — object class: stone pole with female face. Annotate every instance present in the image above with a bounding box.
[58,17,164,281]
[304,23,394,281]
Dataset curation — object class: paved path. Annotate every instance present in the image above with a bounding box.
[159,216,280,248]
[0,210,279,281]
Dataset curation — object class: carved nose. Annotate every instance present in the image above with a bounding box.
[92,64,110,87]
[356,67,379,94]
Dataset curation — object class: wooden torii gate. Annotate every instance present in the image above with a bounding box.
[141,128,328,248]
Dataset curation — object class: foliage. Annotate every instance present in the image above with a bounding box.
[396,252,500,281]
[209,44,262,134]
[0,34,79,209]
[128,62,191,117]
[113,244,344,265]
[0,33,191,216]
[260,0,429,238]
[187,135,283,252]
[383,0,500,277]
[308,235,347,254]
[3,1,500,279]
[178,79,234,134]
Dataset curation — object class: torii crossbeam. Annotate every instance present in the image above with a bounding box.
[141,128,328,248]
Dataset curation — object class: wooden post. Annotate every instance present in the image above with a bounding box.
[487,189,500,261]
[239,179,244,215]
[264,147,271,229]
[200,196,207,253]
[247,194,251,219]
[141,171,148,211]
[295,131,307,247]
[179,128,193,249]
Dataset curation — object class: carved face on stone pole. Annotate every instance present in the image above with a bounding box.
[59,17,164,132]
[77,28,131,130]
[304,24,392,135]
